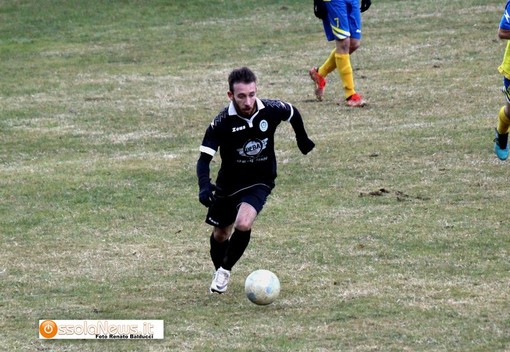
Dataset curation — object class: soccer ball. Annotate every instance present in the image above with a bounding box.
[244,269,280,305]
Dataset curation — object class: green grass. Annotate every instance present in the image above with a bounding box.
[1,0,509,350]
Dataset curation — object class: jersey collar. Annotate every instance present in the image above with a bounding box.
[228,98,265,118]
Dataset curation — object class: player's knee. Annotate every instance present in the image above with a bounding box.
[335,40,350,54]
[350,40,361,53]
[234,219,252,232]
[213,227,230,242]
[505,104,510,118]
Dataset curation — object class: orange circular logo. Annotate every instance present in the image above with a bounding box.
[39,320,58,338]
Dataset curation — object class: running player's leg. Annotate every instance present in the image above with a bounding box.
[209,223,234,294]
[495,77,510,160]
[309,1,344,101]
[221,185,271,270]
[206,194,236,268]
[219,202,255,271]
[334,38,356,100]
[327,0,365,106]
[209,202,255,294]
[210,226,231,270]
[206,195,236,293]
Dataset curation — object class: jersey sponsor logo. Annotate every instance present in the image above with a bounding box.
[232,125,246,133]
[259,120,268,132]
[237,138,268,158]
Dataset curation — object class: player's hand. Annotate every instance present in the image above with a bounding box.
[297,137,315,155]
[361,0,371,12]
[199,182,216,207]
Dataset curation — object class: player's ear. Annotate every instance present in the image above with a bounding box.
[227,91,234,100]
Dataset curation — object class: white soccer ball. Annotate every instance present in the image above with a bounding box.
[244,269,280,305]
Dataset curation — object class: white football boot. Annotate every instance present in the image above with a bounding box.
[209,267,231,294]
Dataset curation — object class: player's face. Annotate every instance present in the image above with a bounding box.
[228,81,257,117]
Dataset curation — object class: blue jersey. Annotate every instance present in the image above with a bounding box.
[499,1,510,78]
[500,1,510,30]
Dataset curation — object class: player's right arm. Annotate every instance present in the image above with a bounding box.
[196,152,215,207]
[196,122,220,207]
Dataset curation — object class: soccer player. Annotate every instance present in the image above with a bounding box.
[196,67,315,294]
[494,0,510,160]
[309,0,367,107]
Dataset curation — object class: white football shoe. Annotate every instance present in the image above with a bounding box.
[209,267,231,294]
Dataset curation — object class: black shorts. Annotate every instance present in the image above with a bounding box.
[205,184,272,228]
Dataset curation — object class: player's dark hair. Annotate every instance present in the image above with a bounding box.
[228,67,257,93]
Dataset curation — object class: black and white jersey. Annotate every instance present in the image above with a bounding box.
[199,98,296,195]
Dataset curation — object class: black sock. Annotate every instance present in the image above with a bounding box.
[498,131,509,148]
[210,233,229,270]
[222,229,251,270]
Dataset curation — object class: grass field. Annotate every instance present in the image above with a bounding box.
[1,0,509,350]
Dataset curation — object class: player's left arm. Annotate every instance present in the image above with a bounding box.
[499,28,510,40]
[360,0,371,13]
[287,105,315,155]
[499,5,510,39]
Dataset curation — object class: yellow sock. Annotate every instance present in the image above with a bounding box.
[498,106,510,134]
[335,53,355,98]
[318,49,337,77]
